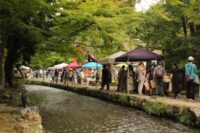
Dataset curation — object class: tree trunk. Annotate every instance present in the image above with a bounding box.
[181,16,187,37]
[189,23,195,36]
[5,46,16,87]
[0,20,10,90]
[196,25,200,33]
[0,44,5,90]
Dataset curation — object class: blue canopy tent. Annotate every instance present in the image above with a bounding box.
[82,62,103,69]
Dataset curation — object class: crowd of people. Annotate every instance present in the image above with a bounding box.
[32,68,102,86]
[30,56,198,102]
[115,56,198,102]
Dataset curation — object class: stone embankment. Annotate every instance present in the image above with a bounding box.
[0,104,44,133]
[0,104,45,133]
[0,84,44,133]
[24,80,200,128]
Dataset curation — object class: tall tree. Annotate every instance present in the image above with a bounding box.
[0,0,51,87]
[0,0,12,90]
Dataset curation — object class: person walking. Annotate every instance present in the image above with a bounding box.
[138,62,146,95]
[154,61,165,96]
[171,63,180,98]
[63,69,69,86]
[118,65,127,92]
[50,70,54,83]
[128,65,134,93]
[73,69,78,86]
[100,65,111,90]
[145,69,152,96]
[54,70,59,84]
[185,56,197,101]
[68,69,74,86]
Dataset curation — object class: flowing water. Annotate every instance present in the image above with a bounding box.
[25,85,199,133]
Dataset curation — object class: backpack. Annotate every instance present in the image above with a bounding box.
[155,66,164,78]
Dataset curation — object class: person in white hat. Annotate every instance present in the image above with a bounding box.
[188,56,194,61]
[185,56,197,101]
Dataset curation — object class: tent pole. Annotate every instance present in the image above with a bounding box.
[94,51,98,90]
[127,61,130,94]
[95,55,98,90]
[163,60,165,69]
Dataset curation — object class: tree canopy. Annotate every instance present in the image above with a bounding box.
[0,0,200,89]
[31,0,142,68]
[134,0,200,68]
[0,0,52,88]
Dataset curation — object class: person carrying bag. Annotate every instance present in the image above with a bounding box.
[185,56,197,101]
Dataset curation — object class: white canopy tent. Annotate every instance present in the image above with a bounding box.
[47,67,55,70]
[53,63,68,69]
[115,63,128,68]
[99,51,126,64]
[98,51,126,84]
[20,65,30,70]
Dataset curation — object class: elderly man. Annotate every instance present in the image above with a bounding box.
[185,56,197,102]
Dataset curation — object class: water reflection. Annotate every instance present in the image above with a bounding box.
[25,85,199,133]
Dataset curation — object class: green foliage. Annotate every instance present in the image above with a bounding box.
[0,0,53,86]
[0,0,51,63]
[134,0,200,69]
[118,95,130,105]
[179,108,197,126]
[4,0,199,70]
[31,52,72,69]
[144,101,167,116]
[30,0,141,68]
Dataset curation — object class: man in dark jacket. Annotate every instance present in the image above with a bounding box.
[100,65,111,90]
[54,70,59,84]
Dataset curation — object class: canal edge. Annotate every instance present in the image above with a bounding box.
[22,80,200,129]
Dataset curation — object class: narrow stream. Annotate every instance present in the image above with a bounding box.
[25,85,199,133]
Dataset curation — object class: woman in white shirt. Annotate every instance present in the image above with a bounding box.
[138,62,146,95]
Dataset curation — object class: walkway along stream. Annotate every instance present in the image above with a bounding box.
[23,80,200,129]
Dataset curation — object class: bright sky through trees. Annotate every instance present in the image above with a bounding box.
[135,0,159,12]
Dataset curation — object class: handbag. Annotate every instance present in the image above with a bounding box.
[194,75,200,84]
[185,75,190,81]
[150,80,156,89]
[144,81,150,91]
[163,74,171,82]
[169,81,172,92]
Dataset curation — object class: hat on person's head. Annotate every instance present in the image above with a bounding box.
[188,56,194,61]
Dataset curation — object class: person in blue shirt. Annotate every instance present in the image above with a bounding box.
[185,56,197,101]
[76,69,82,84]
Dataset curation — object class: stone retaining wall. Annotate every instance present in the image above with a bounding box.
[22,80,200,128]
